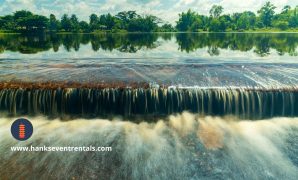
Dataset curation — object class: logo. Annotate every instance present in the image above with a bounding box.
[11,118,33,141]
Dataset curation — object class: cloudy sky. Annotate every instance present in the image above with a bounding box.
[0,0,297,24]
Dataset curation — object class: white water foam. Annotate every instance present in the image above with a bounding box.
[0,112,297,179]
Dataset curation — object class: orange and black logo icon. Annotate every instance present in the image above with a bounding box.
[11,118,33,141]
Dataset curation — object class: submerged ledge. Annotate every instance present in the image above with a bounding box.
[0,81,151,90]
[0,81,298,91]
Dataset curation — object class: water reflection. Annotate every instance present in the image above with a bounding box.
[0,33,297,56]
[176,33,298,56]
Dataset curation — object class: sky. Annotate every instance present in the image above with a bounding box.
[0,0,297,24]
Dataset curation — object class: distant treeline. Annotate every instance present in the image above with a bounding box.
[0,2,297,32]
[1,33,297,56]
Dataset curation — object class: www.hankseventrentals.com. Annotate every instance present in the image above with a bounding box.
[11,145,112,152]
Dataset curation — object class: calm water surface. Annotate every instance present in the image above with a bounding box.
[0,33,298,87]
[0,33,297,62]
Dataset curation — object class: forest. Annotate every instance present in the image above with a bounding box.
[0,2,297,33]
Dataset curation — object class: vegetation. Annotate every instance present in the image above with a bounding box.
[0,10,165,33]
[176,2,298,32]
[0,1,297,33]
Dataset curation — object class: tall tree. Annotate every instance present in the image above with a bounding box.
[14,10,33,30]
[128,15,160,32]
[70,14,79,32]
[61,14,72,31]
[116,11,138,29]
[257,2,276,27]
[209,5,223,18]
[236,11,256,30]
[99,13,116,30]
[14,10,33,20]
[79,21,89,32]
[89,14,98,25]
[176,10,201,31]
[49,14,59,31]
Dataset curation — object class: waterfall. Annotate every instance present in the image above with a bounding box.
[0,87,297,119]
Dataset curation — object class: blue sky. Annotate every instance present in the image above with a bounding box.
[0,0,297,23]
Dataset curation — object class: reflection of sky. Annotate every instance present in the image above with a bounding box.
[0,38,297,64]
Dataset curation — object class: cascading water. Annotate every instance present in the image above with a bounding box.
[1,63,297,119]
[0,33,298,179]
[0,87,297,119]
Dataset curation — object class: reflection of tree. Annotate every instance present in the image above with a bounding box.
[176,33,207,53]
[61,34,82,51]
[158,33,173,41]
[0,34,52,54]
[175,33,298,57]
[271,33,298,56]
[254,35,270,57]
[207,47,220,56]
[118,33,158,52]
[0,33,297,56]
[90,33,158,52]
[0,33,159,54]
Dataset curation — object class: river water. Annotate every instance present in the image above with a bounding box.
[0,33,297,179]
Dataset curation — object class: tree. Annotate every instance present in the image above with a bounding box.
[209,18,221,31]
[189,18,203,31]
[14,10,33,30]
[99,13,116,30]
[287,6,298,28]
[143,15,161,31]
[274,21,289,30]
[128,16,152,32]
[70,14,80,32]
[236,11,256,30]
[159,23,175,32]
[61,14,72,31]
[49,14,59,31]
[0,15,16,30]
[128,15,160,32]
[209,5,223,18]
[14,10,48,31]
[116,11,139,29]
[90,14,98,25]
[289,15,298,28]
[89,14,98,31]
[219,15,232,31]
[176,10,201,31]
[29,15,48,29]
[14,10,33,20]
[79,21,89,32]
[257,2,276,27]
[282,5,291,14]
